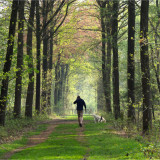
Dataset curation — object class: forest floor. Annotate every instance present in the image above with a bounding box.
[0,115,153,159]
[2,119,78,159]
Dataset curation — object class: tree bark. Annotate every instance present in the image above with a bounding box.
[112,0,120,119]
[127,0,135,122]
[35,0,41,114]
[140,0,152,134]
[25,0,36,118]
[97,75,105,111]
[54,53,61,111]
[0,0,18,125]
[105,1,112,113]
[46,29,54,114]
[13,0,25,118]
[41,0,49,113]
[97,0,112,113]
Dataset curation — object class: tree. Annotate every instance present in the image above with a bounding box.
[13,0,25,118]
[0,0,19,125]
[41,0,49,112]
[35,0,41,114]
[127,0,135,121]
[140,0,152,134]
[96,0,112,113]
[25,0,36,118]
[149,0,160,94]
[112,0,120,119]
[54,53,61,110]
[105,1,112,113]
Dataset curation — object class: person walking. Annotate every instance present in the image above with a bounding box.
[73,96,86,127]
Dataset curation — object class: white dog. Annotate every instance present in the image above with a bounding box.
[93,115,106,123]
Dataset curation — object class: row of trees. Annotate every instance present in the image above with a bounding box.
[96,0,160,134]
[0,0,75,126]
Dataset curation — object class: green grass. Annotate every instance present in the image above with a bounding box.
[10,124,86,160]
[0,124,48,159]
[64,114,92,121]
[9,115,147,160]
[84,123,145,160]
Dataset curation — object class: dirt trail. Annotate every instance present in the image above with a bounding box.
[3,119,77,160]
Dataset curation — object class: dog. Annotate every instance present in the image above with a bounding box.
[93,114,106,123]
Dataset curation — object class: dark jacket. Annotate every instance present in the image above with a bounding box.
[74,98,86,111]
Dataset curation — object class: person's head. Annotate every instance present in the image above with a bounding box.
[77,96,80,99]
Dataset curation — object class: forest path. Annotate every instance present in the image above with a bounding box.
[3,119,80,160]
[2,117,146,160]
[76,127,90,160]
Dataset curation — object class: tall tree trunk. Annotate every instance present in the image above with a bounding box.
[63,66,69,110]
[140,0,152,134]
[97,75,105,111]
[54,53,61,112]
[13,0,25,118]
[42,0,48,112]
[0,0,18,126]
[112,0,120,119]
[105,1,112,113]
[63,64,69,108]
[97,0,112,113]
[35,0,41,114]
[25,0,36,118]
[60,64,64,102]
[54,64,58,107]
[47,30,53,114]
[127,0,135,122]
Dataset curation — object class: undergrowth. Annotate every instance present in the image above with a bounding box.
[101,112,160,159]
[0,113,50,142]
[0,123,48,159]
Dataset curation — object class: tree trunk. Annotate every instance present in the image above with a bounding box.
[105,1,112,113]
[42,0,49,113]
[0,0,18,126]
[54,53,61,112]
[127,0,135,122]
[13,0,25,118]
[140,0,152,134]
[63,64,69,108]
[25,0,36,118]
[97,0,112,113]
[97,75,105,111]
[47,30,53,114]
[112,0,120,119]
[35,0,41,114]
